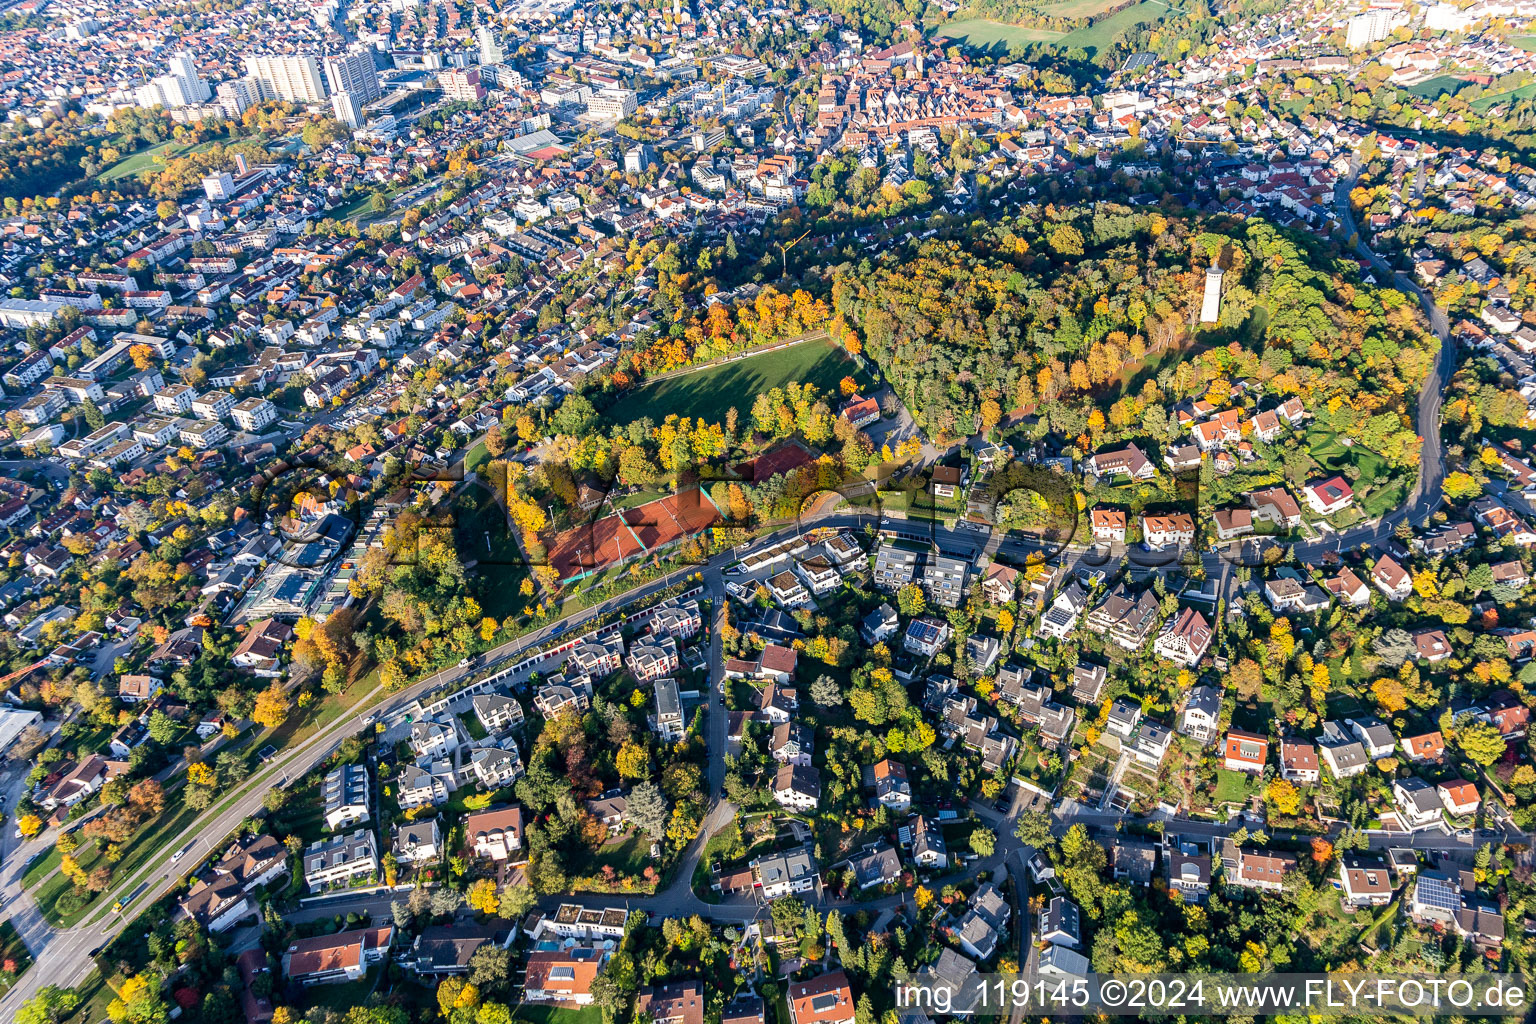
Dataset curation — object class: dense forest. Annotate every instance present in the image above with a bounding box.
[832,205,1438,455]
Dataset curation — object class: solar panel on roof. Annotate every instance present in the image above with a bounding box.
[1414,874,1462,913]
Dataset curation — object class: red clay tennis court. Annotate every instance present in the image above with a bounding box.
[547,488,721,581]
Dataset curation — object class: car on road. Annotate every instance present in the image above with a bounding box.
[1455,828,1473,839]
[723,564,747,576]
[457,658,471,668]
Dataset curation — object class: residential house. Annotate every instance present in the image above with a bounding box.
[303,830,380,890]
[1371,555,1412,601]
[322,764,370,830]
[1339,855,1394,907]
[1038,896,1081,948]
[955,883,1011,961]
[637,981,706,1024]
[870,759,911,811]
[981,563,1018,604]
[1090,508,1128,542]
[751,847,819,899]
[846,844,902,890]
[1228,849,1296,893]
[1401,731,1446,764]
[1303,476,1354,515]
[1393,777,1445,831]
[282,926,394,986]
[1180,685,1222,745]
[910,814,948,869]
[524,947,608,1004]
[770,722,814,767]
[1036,580,1088,640]
[472,693,523,734]
[1223,730,1268,774]
[788,972,857,1024]
[652,677,684,742]
[773,764,820,811]
[1086,444,1155,480]
[466,805,525,861]
[1316,721,1369,779]
[903,617,951,658]
[393,819,441,864]
[1153,607,1213,667]
[1278,739,1320,784]
[1438,779,1480,818]
[1085,585,1160,651]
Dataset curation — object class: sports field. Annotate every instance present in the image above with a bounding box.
[601,336,863,426]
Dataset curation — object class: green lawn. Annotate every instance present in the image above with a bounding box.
[458,710,489,741]
[1056,0,1171,52]
[330,187,403,223]
[514,1004,605,1024]
[1405,75,1465,99]
[930,18,1064,47]
[60,968,118,1024]
[1511,35,1536,53]
[1303,424,1406,517]
[1471,82,1536,113]
[21,846,62,891]
[0,919,32,992]
[97,140,210,183]
[1036,0,1131,16]
[1213,768,1254,804]
[601,335,862,426]
[588,834,651,876]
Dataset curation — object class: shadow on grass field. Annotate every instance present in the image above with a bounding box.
[601,337,864,426]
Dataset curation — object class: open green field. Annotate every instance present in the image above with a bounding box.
[931,18,1064,46]
[1471,82,1536,112]
[98,140,212,183]
[1057,0,1170,51]
[1405,75,1466,99]
[601,336,863,426]
[330,186,406,224]
[1510,35,1536,53]
[1036,0,1131,15]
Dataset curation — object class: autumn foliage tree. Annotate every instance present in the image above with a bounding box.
[252,681,290,729]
